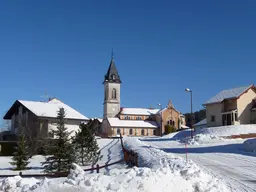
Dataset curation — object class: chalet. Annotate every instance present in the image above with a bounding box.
[204,85,256,127]
[3,98,89,139]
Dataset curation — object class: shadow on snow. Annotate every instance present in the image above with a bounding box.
[151,143,256,158]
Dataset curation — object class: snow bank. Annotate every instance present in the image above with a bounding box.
[183,134,225,145]
[158,125,256,145]
[243,138,256,152]
[0,164,204,192]
[124,137,231,192]
[196,124,256,137]
[0,176,39,191]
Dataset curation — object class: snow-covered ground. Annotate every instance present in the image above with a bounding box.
[0,137,231,192]
[1,125,255,191]
[140,125,256,192]
[195,124,256,137]
[0,138,124,175]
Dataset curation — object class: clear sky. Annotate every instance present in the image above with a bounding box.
[0,0,255,121]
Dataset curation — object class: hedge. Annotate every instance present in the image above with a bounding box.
[0,141,17,156]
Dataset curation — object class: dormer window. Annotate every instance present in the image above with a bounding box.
[112,74,116,80]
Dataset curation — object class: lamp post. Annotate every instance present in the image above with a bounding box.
[185,88,193,138]
[158,103,163,137]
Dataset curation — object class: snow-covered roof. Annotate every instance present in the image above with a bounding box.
[91,118,103,123]
[204,85,254,105]
[180,125,189,129]
[120,108,160,116]
[107,118,159,128]
[18,98,88,120]
[194,118,207,126]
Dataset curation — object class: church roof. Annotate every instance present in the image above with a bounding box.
[104,57,121,83]
[107,118,159,128]
[120,108,160,116]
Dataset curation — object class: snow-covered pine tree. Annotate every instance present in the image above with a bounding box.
[42,107,75,173]
[10,122,30,170]
[73,120,102,166]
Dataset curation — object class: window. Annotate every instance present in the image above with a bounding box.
[141,129,145,135]
[211,116,215,122]
[129,129,133,135]
[104,90,107,100]
[136,116,142,120]
[125,116,130,120]
[112,74,116,80]
[153,130,157,135]
[167,120,174,125]
[112,88,117,99]
[117,128,121,135]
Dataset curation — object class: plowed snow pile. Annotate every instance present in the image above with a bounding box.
[124,137,232,192]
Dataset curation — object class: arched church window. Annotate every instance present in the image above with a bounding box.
[112,88,117,99]
[129,129,133,135]
[105,89,107,100]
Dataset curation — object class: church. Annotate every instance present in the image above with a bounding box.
[100,55,187,137]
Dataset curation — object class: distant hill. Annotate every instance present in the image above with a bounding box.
[184,109,206,127]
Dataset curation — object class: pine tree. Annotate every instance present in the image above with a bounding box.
[73,120,102,166]
[10,124,30,170]
[42,107,75,173]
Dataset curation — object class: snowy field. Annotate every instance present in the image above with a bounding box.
[140,125,256,192]
[0,138,124,175]
[1,125,256,191]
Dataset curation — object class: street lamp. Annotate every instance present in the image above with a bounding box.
[158,103,163,137]
[185,88,193,138]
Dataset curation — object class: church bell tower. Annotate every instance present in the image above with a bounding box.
[103,54,121,119]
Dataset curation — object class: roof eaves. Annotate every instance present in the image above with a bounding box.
[3,100,39,119]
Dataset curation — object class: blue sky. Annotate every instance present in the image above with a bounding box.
[0,0,255,121]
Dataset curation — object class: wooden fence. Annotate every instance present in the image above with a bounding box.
[119,134,138,167]
[0,135,138,178]
[0,159,125,178]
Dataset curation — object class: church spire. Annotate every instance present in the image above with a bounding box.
[103,51,122,83]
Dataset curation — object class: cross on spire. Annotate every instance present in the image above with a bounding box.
[111,48,114,59]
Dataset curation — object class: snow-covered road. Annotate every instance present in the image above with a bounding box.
[142,138,256,192]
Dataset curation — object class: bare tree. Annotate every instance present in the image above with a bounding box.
[3,119,11,132]
[1,110,12,132]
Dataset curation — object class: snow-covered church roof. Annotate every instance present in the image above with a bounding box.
[120,108,160,116]
[107,118,159,128]
[4,98,89,120]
